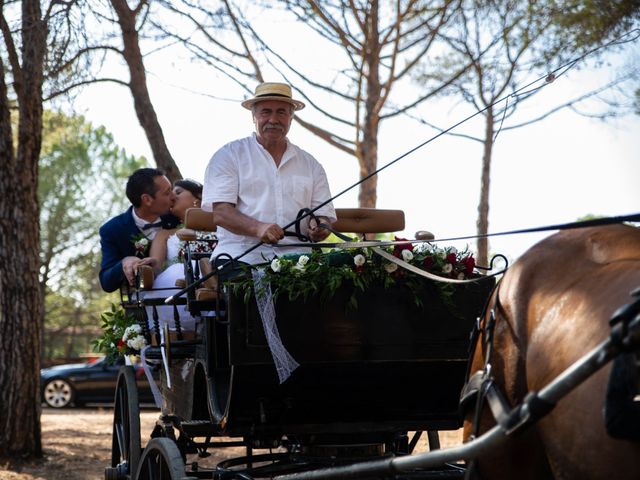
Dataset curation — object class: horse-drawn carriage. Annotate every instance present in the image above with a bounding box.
[103,208,640,480]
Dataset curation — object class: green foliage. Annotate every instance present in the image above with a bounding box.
[550,0,640,47]
[231,242,477,310]
[38,110,148,360]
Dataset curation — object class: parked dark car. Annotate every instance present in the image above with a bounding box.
[41,356,155,408]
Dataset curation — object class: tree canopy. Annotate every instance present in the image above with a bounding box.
[39,111,147,359]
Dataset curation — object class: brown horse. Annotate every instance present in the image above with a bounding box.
[463,224,640,479]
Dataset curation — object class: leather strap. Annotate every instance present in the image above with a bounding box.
[372,247,496,284]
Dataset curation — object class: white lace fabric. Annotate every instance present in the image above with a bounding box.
[251,268,299,383]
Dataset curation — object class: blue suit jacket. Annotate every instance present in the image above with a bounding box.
[99,207,180,292]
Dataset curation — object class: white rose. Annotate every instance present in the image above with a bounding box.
[442,263,453,274]
[297,255,309,266]
[270,258,282,272]
[401,249,414,262]
[457,272,465,280]
[135,238,149,249]
[436,250,446,260]
[384,263,398,273]
[294,263,305,272]
[127,335,146,351]
[353,254,366,267]
[123,324,142,341]
[449,247,457,255]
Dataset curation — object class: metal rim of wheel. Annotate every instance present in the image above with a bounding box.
[106,365,141,480]
[134,437,190,480]
[43,378,74,408]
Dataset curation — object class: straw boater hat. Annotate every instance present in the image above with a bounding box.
[241,82,305,111]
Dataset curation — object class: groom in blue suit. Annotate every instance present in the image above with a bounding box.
[99,168,180,292]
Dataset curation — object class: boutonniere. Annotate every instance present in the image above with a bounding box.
[131,232,150,258]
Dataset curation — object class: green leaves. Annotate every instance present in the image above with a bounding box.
[232,243,477,310]
[92,303,143,363]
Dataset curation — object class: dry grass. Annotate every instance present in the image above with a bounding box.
[0,408,463,480]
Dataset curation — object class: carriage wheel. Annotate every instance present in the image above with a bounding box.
[105,366,141,480]
[134,438,193,480]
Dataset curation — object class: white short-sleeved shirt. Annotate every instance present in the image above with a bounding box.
[202,134,336,264]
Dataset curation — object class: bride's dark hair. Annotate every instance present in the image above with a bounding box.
[174,179,203,200]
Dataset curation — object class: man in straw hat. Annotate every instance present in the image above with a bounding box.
[202,82,336,265]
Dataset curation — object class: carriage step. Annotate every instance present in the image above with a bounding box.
[144,345,197,361]
[179,420,217,436]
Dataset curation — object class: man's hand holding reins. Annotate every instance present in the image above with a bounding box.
[308,215,332,242]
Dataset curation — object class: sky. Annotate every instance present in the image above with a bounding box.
[72,26,640,266]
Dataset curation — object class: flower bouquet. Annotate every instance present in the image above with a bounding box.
[93,303,147,362]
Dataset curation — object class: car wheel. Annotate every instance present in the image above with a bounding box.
[43,378,74,408]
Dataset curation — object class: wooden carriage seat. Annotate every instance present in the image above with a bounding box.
[333,208,405,234]
[139,208,217,291]
[332,208,434,240]
[179,208,218,300]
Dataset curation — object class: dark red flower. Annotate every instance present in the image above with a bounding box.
[462,255,476,274]
[446,252,457,264]
[355,265,365,273]
[393,236,413,257]
[423,256,434,269]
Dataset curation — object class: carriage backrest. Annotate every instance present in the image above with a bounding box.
[176,207,404,236]
[176,208,217,242]
[185,207,216,231]
[333,208,405,234]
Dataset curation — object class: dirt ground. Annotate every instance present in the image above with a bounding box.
[0,407,463,480]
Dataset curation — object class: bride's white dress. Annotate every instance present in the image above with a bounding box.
[142,233,196,332]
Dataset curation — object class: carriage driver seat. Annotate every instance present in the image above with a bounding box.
[332,207,434,240]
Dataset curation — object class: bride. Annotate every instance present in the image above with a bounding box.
[139,179,213,332]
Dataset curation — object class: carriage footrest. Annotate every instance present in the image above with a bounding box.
[179,419,218,437]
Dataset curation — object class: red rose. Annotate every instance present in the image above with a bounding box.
[355,265,365,273]
[117,338,126,351]
[423,256,434,269]
[462,255,476,274]
[393,236,413,257]
[446,252,457,264]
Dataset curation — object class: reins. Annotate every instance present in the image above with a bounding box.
[164,210,640,304]
[164,27,640,305]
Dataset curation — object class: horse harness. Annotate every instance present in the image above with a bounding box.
[459,282,557,442]
[460,285,640,478]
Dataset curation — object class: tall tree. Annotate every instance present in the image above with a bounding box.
[40,0,183,180]
[38,111,146,361]
[0,0,107,459]
[0,0,48,459]
[152,0,470,207]
[413,0,637,265]
[107,0,182,181]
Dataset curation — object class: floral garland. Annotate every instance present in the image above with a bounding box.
[93,304,147,362]
[131,232,150,258]
[175,232,217,264]
[231,238,477,308]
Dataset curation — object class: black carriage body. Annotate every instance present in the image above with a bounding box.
[209,277,495,438]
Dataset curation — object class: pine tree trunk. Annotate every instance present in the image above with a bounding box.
[0,0,45,459]
[357,0,380,209]
[476,109,494,267]
[110,0,182,182]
